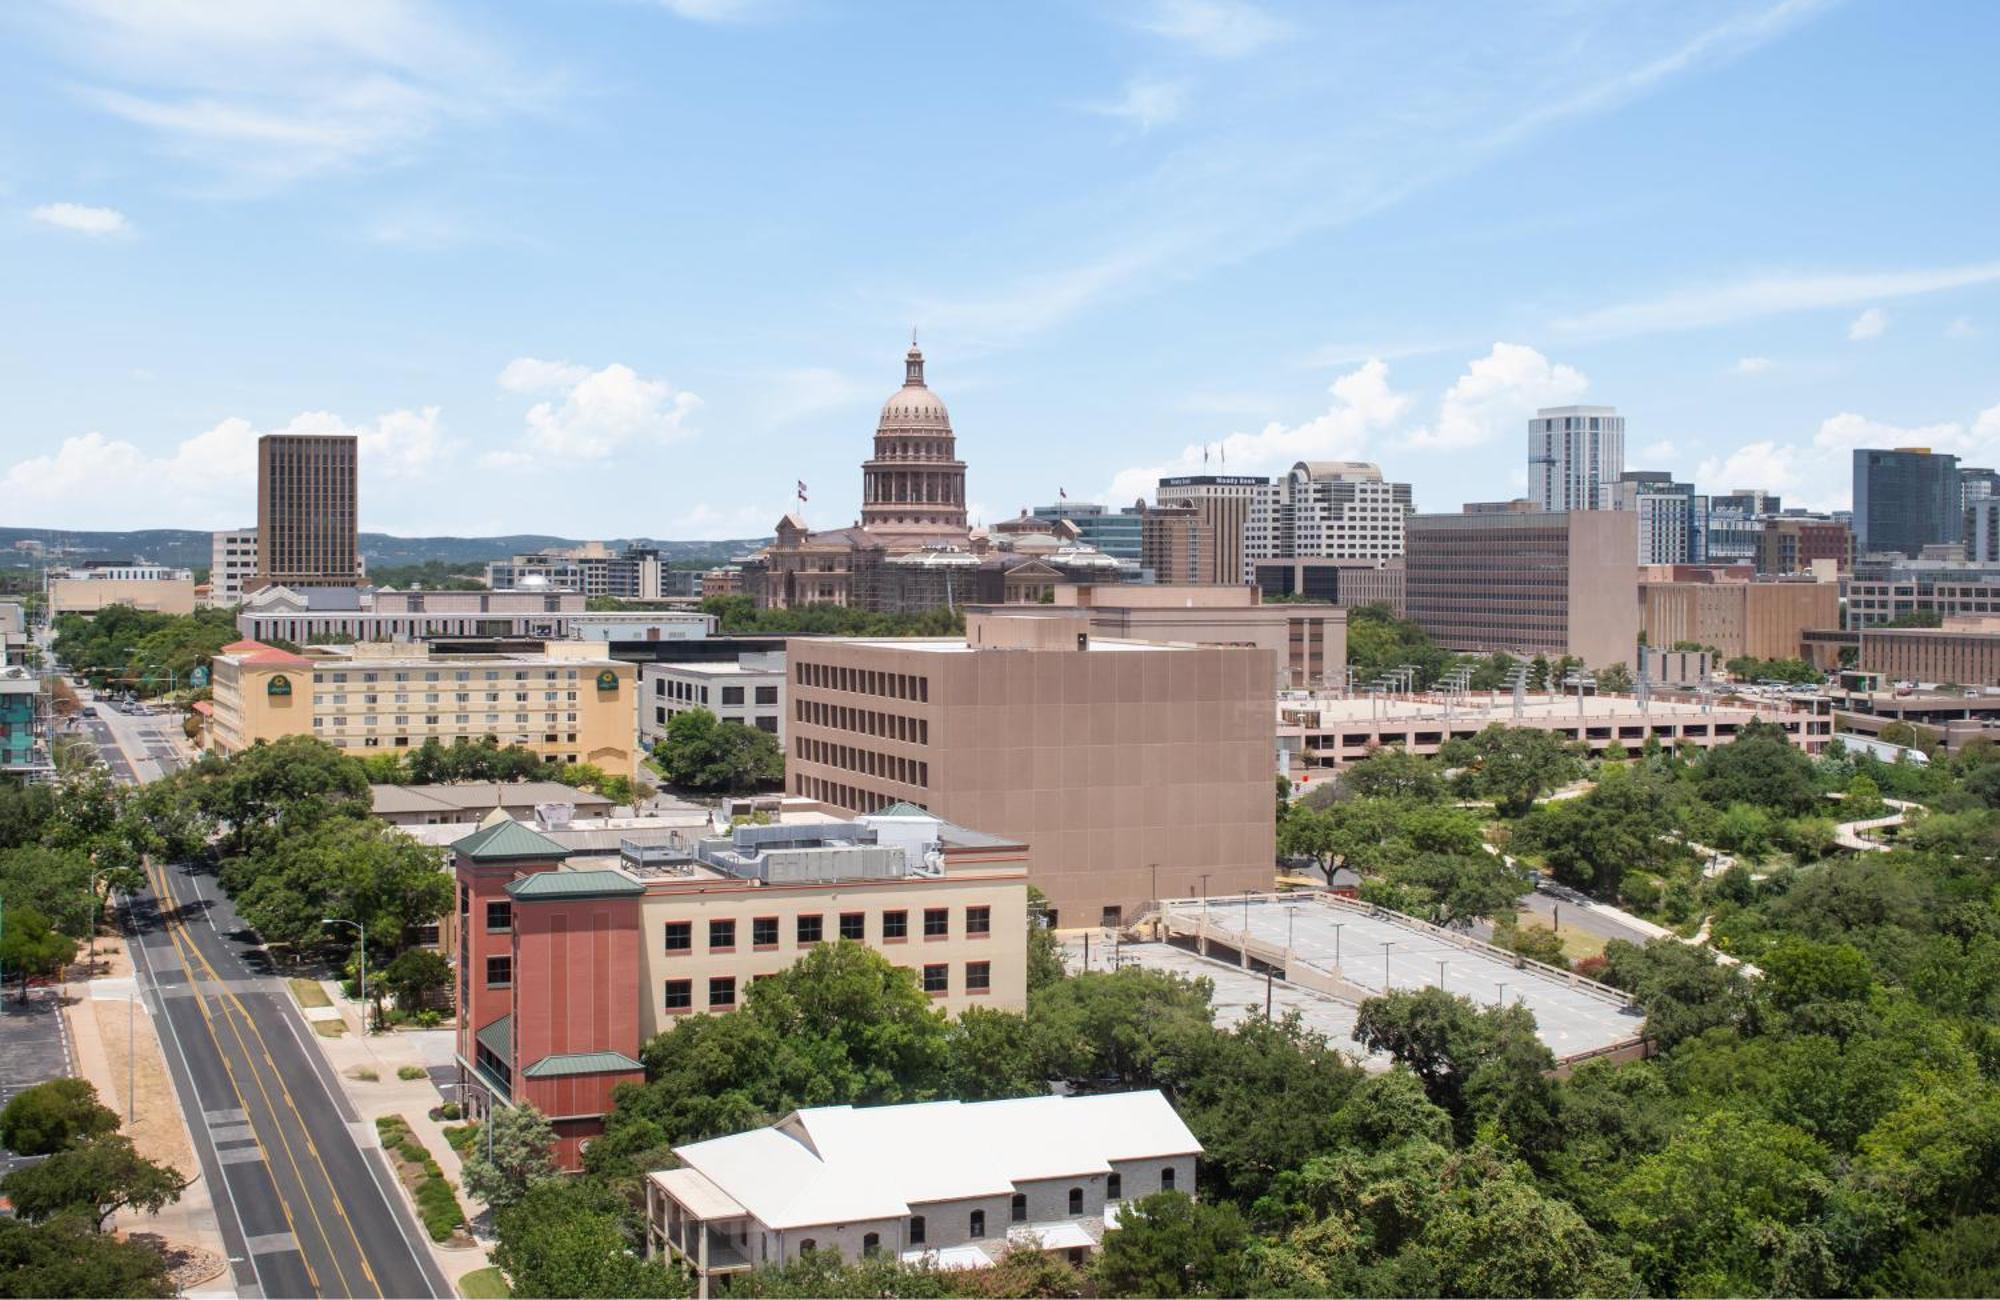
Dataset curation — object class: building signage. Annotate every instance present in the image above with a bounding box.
[267,674,292,697]
[595,669,619,692]
[1158,475,1266,487]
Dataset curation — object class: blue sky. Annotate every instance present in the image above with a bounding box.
[3,0,1997,538]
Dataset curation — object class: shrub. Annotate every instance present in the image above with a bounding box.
[397,1065,426,1081]
[354,1068,378,1082]
[1573,954,1609,981]
[439,1102,462,1121]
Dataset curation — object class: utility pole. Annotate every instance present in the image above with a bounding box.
[322,917,368,1033]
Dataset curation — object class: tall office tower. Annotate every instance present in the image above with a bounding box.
[1140,504,1215,584]
[1526,405,1625,512]
[255,434,358,589]
[1029,501,1144,562]
[1154,474,1266,585]
[1245,461,1413,565]
[1968,498,2000,563]
[1854,447,1962,558]
[1613,471,1707,565]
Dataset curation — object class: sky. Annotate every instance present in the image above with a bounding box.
[3,0,1998,539]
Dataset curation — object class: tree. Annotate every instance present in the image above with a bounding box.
[1697,720,1821,815]
[1599,938,1751,1049]
[1415,1162,1627,1298]
[1878,720,1921,748]
[941,1006,1046,1101]
[0,906,77,1002]
[0,1134,183,1231]
[1596,662,1635,693]
[1338,748,1444,802]
[1025,888,1065,992]
[0,1214,173,1298]
[730,1249,952,1298]
[493,1181,691,1298]
[1383,849,1525,928]
[201,735,370,847]
[1510,768,1685,901]
[380,947,453,1013]
[461,1102,560,1212]
[1093,1192,1252,1298]
[651,709,784,793]
[0,1079,119,1157]
[1444,725,1581,816]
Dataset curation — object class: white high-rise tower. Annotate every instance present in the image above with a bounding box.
[1527,405,1625,513]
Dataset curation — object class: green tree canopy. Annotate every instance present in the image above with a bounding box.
[0,1079,119,1158]
[651,708,785,793]
[462,1102,561,1213]
[0,1134,183,1231]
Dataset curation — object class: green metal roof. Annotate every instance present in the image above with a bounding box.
[505,869,646,900]
[475,1013,513,1064]
[522,1050,645,1079]
[869,801,935,818]
[456,818,570,863]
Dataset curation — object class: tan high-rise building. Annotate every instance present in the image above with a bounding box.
[1155,475,1264,585]
[255,433,358,589]
[784,616,1276,927]
[1404,509,1638,668]
[1140,503,1215,584]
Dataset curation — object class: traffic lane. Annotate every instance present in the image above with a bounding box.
[80,717,139,783]
[159,863,445,1299]
[1519,888,1658,945]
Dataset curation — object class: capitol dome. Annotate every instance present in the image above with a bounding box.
[878,343,951,428]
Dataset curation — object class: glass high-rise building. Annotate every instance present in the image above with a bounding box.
[1527,405,1624,512]
[1853,447,1961,558]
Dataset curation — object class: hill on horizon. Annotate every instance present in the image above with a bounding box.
[0,527,770,571]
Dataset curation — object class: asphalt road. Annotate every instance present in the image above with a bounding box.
[128,851,448,1299]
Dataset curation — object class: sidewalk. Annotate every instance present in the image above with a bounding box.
[295,981,497,1295]
[64,938,233,1298]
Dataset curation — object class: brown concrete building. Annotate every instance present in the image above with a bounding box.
[1154,475,1264,586]
[1019,585,1346,688]
[256,432,359,589]
[1140,504,1215,585]
[1639,574,1838,661]
[1758,517,1853,575]
[1403,510,1638,668]
[784,625,1276,928]
[1857,617,2000,685]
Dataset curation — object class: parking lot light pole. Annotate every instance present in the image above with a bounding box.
[1381,941,1392,993]
[1496,981,1507,1009]
[321,918,367,1033]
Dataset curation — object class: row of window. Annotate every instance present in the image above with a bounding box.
[326,668,583,684]
[795,662,930,703]
[888,1173,1174,1250]
[320,691,575,705]
[796,738,929,789]
[665,960,990,1011]
[794,698,928,744]
[662,906,989,952]
[654,706,778,733]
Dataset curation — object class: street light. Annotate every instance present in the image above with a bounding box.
[1495,981,1508,1009]
[1437,959,1447,991]
[1381,941,1393,993]
[1332,922,1344,970]
[321,918,369,1034]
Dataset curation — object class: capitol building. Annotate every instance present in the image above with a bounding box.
[743,342,1127,612]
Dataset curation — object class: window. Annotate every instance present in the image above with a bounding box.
[966,905,991,936]
[721,686,744,707]
[664,979,691,1011]
[1161,1166,1176,1192]
[1068,1187,1084,1215]
[923,907,948,939]
[664,921,692,952]
[800,1239,815,1254]
[883,910,908,941]
[1107,1173,1122,1200]
[1010,1194,1027,1224]
[709,918,736,951]
[709,977,736,1009]
[839,912,865,941]
[755,685,778,705]
[966,961,991,994]
[797,914,823,944]
[862,1232,880,1257]
[485,956,512,988]
[485,901,511,933]
[969,1210,986,1240]
[752,917,779,949]
[923,964,948,995]
[908,1215,925,1246]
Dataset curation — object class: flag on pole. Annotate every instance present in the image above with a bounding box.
[1058,487,1067,500]
[1203,446,1210,466]
[796,480,809,503]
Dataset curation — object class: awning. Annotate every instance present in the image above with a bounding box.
[901,1244,995,1271]
[1009,1221,1096,1251]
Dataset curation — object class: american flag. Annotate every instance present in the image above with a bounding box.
[796,480,809,503]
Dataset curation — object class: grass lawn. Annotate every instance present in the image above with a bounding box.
[458,1266,509,1299]
[313,1019,347,1037]
[288,978,332,1008]
[1513,912,1608,963]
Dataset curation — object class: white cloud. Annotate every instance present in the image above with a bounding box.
[42,0,547,188]
[29,202,130,236]
[0,407,451,529]
[1083,79,1189,130]
[1105,357,1409,503]
[1557,259,2000,340]
[1848,307,1887,341]
[493,358,700,462]
[1405,343,1587,450]
[654,0,773,21]
[1946,316,1978,339]
[1137,0,1287,57]
[1732,355,1775,375]
[1696,401,2000,512]
[1639,440,1679,463]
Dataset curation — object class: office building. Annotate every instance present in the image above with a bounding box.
[256,433,359,589]
[1711,489,1781,517]
[1154,475,1265,585]
[647,1092,1199,1294]
[49,564,197,615]
[209,528,258,606]
[453,806,1031,1166]
[206,639,640,776]
[1029,502,1144,563]
[236,586,603,644]
[1854,447,1961,558]
[1969,499,2000,564]
[0,602,26,667]
[1403,510,1638,667]
[1702,504,1763,566]
[1638,571,1839,662]
[1526,405,1624,512]
[1758,517,1853,574]
[640,652,786,750]
[1245,461,1412,566]
[1855,617,2000,686]
[1252,558,1404,612]
[1139,504,1214,585]
[1612,472,1706,565]
[1845,556,2000,628]
[487,542,675,600]
[996,586,1346,689]
[1962,466,2000,516]
[784,619,1275,927]
[0,668,41,776]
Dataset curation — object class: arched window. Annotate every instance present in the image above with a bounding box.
[1107,1173,1123,1200]
[862,1232,880,1257]
[969,1209,987,1239]
[800,1238,817,1255]
[1068,1187,1084,1215]
[1161,1166,1176,1192]
[1010,1193,1027,1223]
[909,1215,926,1245]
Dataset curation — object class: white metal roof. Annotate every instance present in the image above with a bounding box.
[649,1167,749,1221]
[666,1091,1199,1231]
[902,1244,994,1270]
